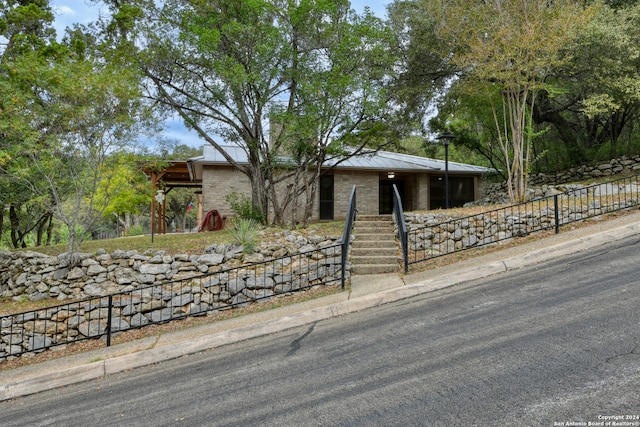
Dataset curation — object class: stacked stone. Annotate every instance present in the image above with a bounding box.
[0,231,341,302]
[529,155,640,186]
[476,155,640,206]
[405,186,636,258]
[1,233,343,359]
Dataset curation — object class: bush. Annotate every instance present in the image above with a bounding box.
[225,192,265,224]
[230,218,259,253]
[128,225,146,236]
[55,225,91,244]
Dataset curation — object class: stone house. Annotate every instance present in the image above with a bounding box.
[183,145,494,223]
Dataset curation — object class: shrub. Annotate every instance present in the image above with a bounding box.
[128,225,146,236]
[225,191,265,224]
[230,218,259,253]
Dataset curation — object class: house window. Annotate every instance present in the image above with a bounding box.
[429,176,475,209]
[319,174,334,220]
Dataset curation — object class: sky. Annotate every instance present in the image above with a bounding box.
[50,1,390,150]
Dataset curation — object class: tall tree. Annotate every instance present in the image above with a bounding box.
[101,0,397,226]
[97,153,151,236]
[0,0,58,247]
[0,3,148,258]
[386,0,454,132]
[533,2,640,166]
[422,0,596,202]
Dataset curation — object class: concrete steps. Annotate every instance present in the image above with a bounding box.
[350,215,399,275]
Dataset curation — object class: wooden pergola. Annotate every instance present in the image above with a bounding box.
[143,161,202,235]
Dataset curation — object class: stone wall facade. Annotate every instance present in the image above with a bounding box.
[334,170,379,218]
[201,166,252,217]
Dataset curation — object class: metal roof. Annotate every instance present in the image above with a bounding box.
[189,144,495,176]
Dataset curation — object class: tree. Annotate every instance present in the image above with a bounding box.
[97,153,151,236]
[422,0,596,202]
[101,0,398,227]
[0,6,148,259]
[533,2,640,167]
[386,0,455,132]
[0,0,58,248]
[25,52,145,259]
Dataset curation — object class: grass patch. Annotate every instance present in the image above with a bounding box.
[12,221,346,258]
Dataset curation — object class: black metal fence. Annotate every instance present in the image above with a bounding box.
[1,243,345,359]
[392,184,409,273]
[341,186,357,289]
[404,174,640,269]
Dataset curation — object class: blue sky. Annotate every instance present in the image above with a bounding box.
[51,1,390,149]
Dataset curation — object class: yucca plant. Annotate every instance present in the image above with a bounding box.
[230,218,260,253]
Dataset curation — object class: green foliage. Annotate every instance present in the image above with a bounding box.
[229,218,259,254]
[101,0,398,227]
[128,224,145,237]
[0,10,151,259]
[417,0,597,202]
[225,192,265,224]
[55,224,91,246]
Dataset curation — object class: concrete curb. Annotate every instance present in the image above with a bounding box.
[2,215,640,401]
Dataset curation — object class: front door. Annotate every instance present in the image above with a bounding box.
[319,174,334,220]
[379,180,403,214]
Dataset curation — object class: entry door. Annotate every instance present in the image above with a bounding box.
[379,180,403,214]
[319,175,334,220]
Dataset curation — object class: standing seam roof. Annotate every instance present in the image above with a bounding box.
[192,144,494,174]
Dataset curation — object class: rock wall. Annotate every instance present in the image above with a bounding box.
[529,155,640,186]
[406,181,638,257]
[476,155,640,205]
[0,231,342,302]
[1,231,345,358]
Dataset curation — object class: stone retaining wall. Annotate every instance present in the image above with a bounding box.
[406,181,638,258]
[1,231,344,359]
[530,155,640,186]
[0,231,341,302]
[477,155,640,205]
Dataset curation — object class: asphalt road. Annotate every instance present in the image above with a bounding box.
[1,236,640,427]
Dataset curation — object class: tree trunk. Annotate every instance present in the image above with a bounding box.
[302,171,319,229]
[45,214,53,245]
[247,148,269,224]
[9,205,25,248]
[0,204,4,247]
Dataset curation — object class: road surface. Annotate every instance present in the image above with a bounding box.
[1,236,639,426]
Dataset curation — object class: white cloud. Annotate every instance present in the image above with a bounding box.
[53,5,75,16]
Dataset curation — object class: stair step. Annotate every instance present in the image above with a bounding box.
[353,234,396,242]
[358,215,393,221]
[354,220,394,227]
[351,241,397,251]
[351,247,398,256]
[351,264,399,275]
[350,214,399,276]
[351,255,398,264]
[354,227,395,235]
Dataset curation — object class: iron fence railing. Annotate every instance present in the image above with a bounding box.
[392,184,409,273]
[341,186,357,289]
[405,174,640,269]
[1,243,344,359]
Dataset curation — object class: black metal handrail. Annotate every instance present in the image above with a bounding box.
[405,174,640,269]
[1,243,344,359]
[392,184,408,273]
[341,185,357,289]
